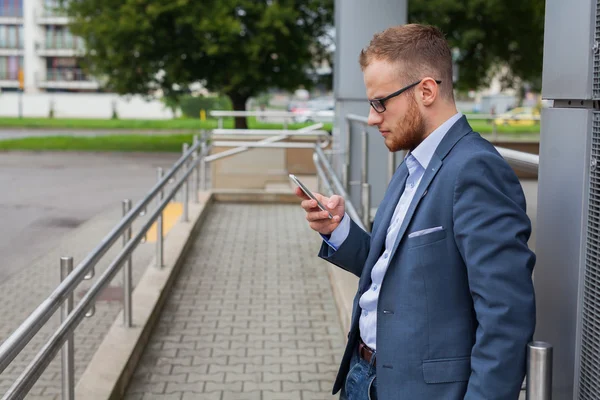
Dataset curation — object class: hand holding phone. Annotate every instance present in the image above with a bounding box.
[289,174,333,219]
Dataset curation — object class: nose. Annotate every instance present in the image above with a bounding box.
[367,106,383,126]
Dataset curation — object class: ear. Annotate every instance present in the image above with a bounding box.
[419,77,439,107]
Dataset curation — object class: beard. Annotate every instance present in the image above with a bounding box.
[385,96,426,152]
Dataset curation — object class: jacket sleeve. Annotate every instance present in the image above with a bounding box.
[318,217,371,278]
[453,151,536,400]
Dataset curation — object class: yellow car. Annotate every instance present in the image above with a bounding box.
[493,107,540,127]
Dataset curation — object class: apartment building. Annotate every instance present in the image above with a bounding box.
[0,0,98,93]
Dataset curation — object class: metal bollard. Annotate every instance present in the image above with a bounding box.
[122,199,133,327]
[156,167,164,268]
[60,257,74,400]
[193,135,200,204]
[182,143,190,222]
[526,341,553,400]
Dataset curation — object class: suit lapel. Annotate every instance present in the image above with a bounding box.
[388,155,442,259]
[386,115,473,259]
[358,161,408,291]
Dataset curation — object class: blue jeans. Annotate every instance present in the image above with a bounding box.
[341,351,377,400]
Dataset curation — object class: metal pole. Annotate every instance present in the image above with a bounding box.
[156,168,164,268]
[122,199,132,327]
[193,135,200,203]
[388,151,396,183]
[361,129,370,228]
[182,143,189,222]
[200,142,207,190]
[18,89,23,119]
[526,341,553,400]
[60,257,74,400]
[344,117,351,191]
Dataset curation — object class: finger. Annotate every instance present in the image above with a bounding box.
[294,187,309,200]
[300,199,319,211]
[306,210,333,222]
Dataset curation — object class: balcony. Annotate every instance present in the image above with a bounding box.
[0,70,19,88]
[38,40,84,57]
[38,68,99,90]
[0,7,23,23]
[36,8,69,25]
[0,42,24,56]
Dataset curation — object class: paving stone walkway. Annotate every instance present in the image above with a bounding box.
[125,203,345,400]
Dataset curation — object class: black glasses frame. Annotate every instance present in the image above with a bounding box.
[369,79,442,113]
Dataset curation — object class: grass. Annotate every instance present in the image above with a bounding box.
[0,134,199,152]
[0,116,332,131]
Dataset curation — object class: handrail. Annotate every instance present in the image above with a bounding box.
[314,145,366,232]
[495,147,539,174]
[2,156,199,399]
[0,139,202,376]
[210,110,297,117]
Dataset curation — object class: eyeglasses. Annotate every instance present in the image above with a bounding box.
[368,79,442,113]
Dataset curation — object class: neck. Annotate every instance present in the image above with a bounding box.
[423,103,458,138]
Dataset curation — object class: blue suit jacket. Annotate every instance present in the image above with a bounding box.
[319,116,535,400]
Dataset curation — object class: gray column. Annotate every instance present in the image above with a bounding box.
[535,0,598,399]
[332,0,407,209]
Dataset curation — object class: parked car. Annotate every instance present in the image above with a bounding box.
[493,107,540,126]
[291,97,335,124]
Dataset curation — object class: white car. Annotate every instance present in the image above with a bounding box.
[291,98,335,124]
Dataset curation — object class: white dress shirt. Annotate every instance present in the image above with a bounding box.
[325,113,462,350]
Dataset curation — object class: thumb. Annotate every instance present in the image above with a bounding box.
[327,195,341,210]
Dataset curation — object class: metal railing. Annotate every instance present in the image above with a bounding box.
[0,71,19,81]
[345,114,540,229]
[44,68,93,83]
[209,110,333,130]
[42,40,85,51]
[0,42,23,50]
[0,134,207,399]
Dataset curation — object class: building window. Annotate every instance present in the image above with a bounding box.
[0,56,22,80]
[0,25,22,49]
[1,0,23,17]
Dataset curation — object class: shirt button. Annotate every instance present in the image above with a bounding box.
[383,253,389,259]
[410,183,414,188]
[363,310,369,316]
[373,285,378,291]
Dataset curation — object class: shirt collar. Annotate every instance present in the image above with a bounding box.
[410,112,462,170]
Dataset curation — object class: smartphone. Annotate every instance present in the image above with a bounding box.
[289,174,333,219]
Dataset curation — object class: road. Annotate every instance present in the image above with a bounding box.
[0,129,192,140]
[0,151,179,282]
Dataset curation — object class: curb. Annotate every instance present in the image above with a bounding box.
[74,191,213,400]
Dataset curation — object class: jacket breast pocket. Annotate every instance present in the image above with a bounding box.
[422,356,471,384]
[407,228,447,248]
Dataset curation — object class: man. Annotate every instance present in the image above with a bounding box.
[295,24,535,400]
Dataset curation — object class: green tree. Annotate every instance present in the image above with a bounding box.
[409,0,545,92]
[64,0,333,128]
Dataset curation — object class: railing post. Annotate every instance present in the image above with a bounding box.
[344,117,351,191]
[156,167,164,268]
[193,135,200,203]
[182,143,190,222]
[201,141,208,191]
[60,257,74,400]
[361,129,371,229]
[526,341,553,400]
[122,199,133,327]
[388,151,396,183]
[218,117,223,129]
